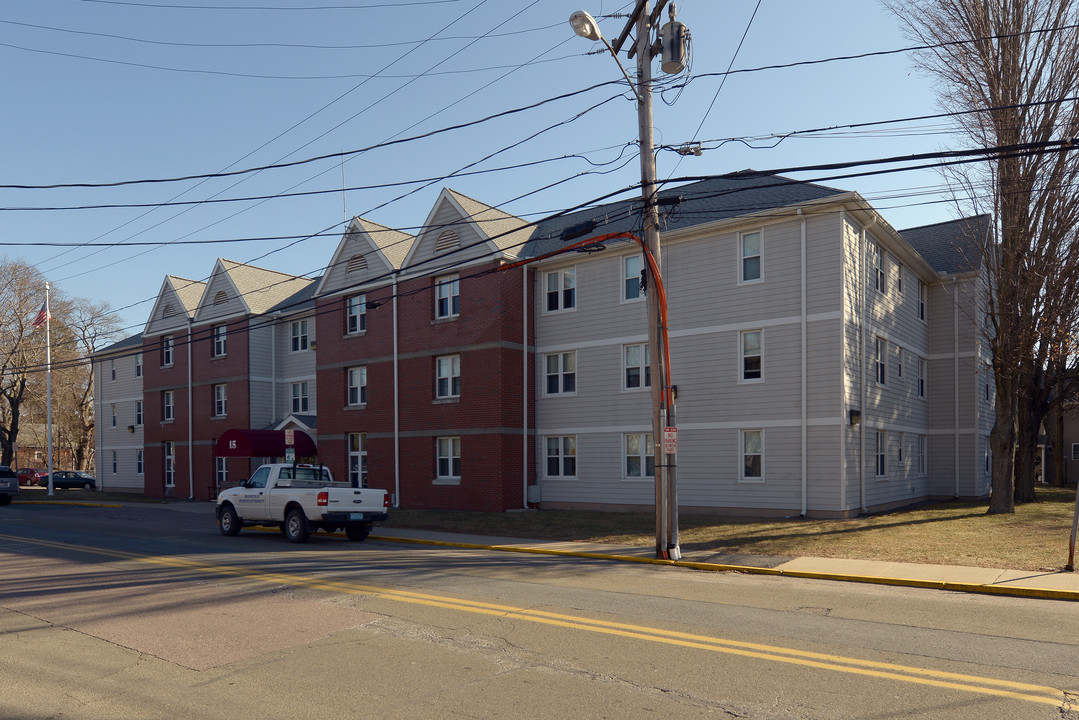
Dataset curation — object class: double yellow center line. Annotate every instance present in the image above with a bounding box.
[1,533,1067,708]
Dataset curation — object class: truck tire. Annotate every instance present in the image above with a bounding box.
[345,523,371,541]
[218,504,242,536]
[0,496,11,506]
[283,507,311,543]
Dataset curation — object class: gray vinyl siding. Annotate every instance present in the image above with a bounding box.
[194,275,244,323]
[93,351,145,492]
[537,211,851,512]
[248,320,274,427]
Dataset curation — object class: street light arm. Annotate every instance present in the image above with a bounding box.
[599,37,645,104]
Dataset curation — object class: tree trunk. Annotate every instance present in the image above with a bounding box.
[989,400,1017,514]
[1014,407,1040,503]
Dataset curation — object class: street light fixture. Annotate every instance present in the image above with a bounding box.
[569,4,686,561]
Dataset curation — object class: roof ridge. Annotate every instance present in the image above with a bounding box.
[899,214,991,233]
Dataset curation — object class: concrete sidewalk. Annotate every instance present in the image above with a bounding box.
[369,526,1079,602]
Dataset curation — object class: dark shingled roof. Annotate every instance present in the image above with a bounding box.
[93,332,144,357]
[900,215,990,275]
[524,171,849,257]
[268,274,322,314]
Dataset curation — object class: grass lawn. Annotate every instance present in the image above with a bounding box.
[384,486,1079,572]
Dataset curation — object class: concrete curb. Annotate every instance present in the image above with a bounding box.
[369,534,1079,603]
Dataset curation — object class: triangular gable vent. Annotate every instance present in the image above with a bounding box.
[347,254,368,273]
[213,290,228,305]
[435,230,460,252]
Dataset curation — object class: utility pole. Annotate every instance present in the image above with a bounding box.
[572,2,686,560]
[618,1,679,560]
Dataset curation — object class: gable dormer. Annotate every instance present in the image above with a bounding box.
[315,216,415,297]
[401,188,533,275]
[144,276,205,337]
[193,259,250,324]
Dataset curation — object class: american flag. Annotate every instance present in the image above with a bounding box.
[31,300,49,330]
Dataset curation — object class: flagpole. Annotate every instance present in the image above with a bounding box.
[45,283,54,497]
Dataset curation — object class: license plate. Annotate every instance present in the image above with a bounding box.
[348,513,367,520]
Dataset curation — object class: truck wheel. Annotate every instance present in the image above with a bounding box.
[218,504,242,536]
[0,496,11,506]
[283,507,310,543]
[345,523,371,541]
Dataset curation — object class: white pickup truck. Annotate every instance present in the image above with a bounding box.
[215,463,389,543]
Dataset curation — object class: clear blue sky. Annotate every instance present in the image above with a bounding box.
[2,0,956,334]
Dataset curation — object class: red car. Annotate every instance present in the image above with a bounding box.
[17,468,44,486]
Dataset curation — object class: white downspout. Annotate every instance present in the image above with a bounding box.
[187,318,194,500]
[798,209,808,517]
[393,277,400,508]
[953,277,960,497]
[523,265,530,509]
[271,313,280,422]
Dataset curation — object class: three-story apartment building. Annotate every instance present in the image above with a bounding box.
[94,172,993,516]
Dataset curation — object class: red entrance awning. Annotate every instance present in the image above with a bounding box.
[214,429,317,458]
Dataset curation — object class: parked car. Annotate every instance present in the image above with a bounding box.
[17,467,44,486]
[0,466,19,505]
[50,471,97,491]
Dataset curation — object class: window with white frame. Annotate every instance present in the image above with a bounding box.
[135,400,143,426]
[161,335,174,367]
[212,324,227,357]
[436,436,461,479]
[741,429,763,480]
[110,359,116,381]
[212,384,227,417]
[435,274,460,318]
[290,319,309,352]
[215,456,228,485]
[874,337,887,385]
[918,434,928,474]
[292,381,309,413]
[872,244,886,293]
[623,255,643,301]
[347,367,367,406]
[896,262,905,295]
[875,431,887,477]
[135,353,142,377]
[346,294,366,334]
[348,432,368,487]
[545,267,576,312]
[435,355,461,399]
[111,404,117,427]
[163,391,174,421]
[984,436,992,475]
[741,330,762,381]
[164,441,175,487]
[896,346,904,381]
[546,436,577,477]
[625,433,655,478]
[918,280,928,322]
[545,351,576,395]
[111,450,117,474]
[898,433,906,466]
[740,230,762,282]
[623,343,650,390]
[136,449,143,475]
[917,356,926,398]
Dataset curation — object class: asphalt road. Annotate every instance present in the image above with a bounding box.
[1,502,1077,720]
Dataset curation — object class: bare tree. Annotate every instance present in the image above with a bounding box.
[886,0,1079,513]
[0,259,59,466]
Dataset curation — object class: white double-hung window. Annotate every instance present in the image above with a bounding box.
[436,355,460,399]
[545,351,576,395]
[623,343,650,390]
[740,230,761,282]
[545,267,576,312]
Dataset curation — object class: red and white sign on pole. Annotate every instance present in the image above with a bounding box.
[662,427,678,455]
